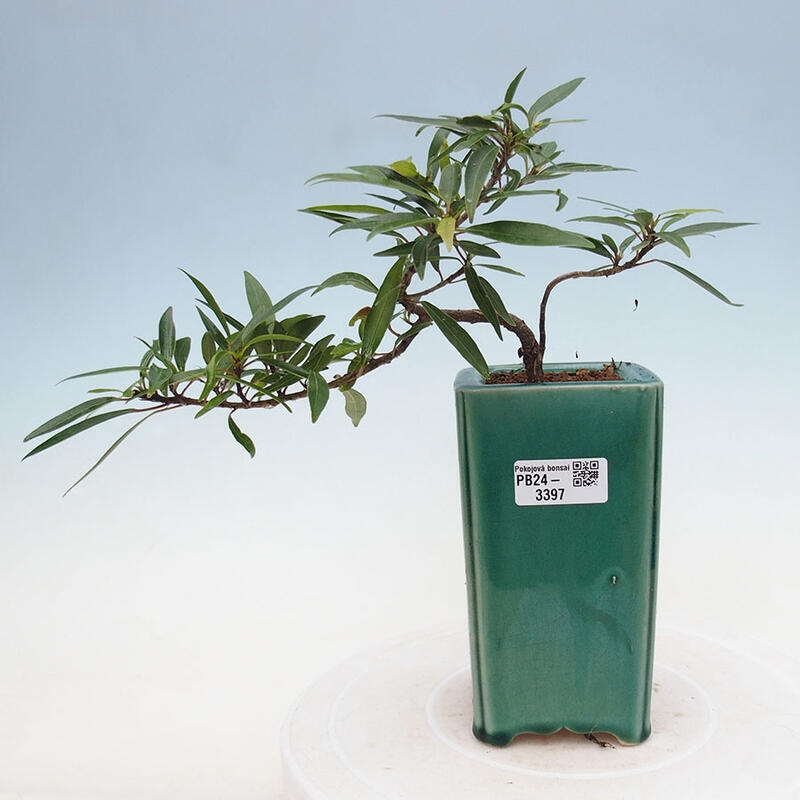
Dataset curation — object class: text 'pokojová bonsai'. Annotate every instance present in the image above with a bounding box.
[24,70,751,493]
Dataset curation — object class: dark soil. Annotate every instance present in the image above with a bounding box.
[486,362,622,384]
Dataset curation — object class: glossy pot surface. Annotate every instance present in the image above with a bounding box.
[455,362,663,745]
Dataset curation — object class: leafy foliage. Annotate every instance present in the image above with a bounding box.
[24,70,751,490]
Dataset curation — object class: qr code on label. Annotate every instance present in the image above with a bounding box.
[572,460,600,487]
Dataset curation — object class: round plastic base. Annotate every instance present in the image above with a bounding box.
[281,626,800,799]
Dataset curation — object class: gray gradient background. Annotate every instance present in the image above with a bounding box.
[1,2,797,797]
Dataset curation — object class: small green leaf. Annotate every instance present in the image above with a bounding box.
[456,115,498,132]
[362,258,404,359]
[466,220,590,248]
[436,216,456,252]
[175,337,191,371]
[277,315,326,347]
[306,164,434,201]
[25,397,118,441]
[194,390,234,419]
[272,286,315,317]
[341,387,367,427]
[334,211,434,240]
[409,233,441,281]
[307,371,330,423]
[656,260,743,306]
[632,209,654,228]
[421,301,489,378]
[390,158,418,177]
[464,143,499,222]
[438,161,462,205]
[181,270,230,335]
[662,207,722,217]
[244,271,273,317]
[138,346,154,372]
[158,307,176,361]
[426,126,450,179]
[373,241,415,258]
[465,265,501,338]
[579,236,614,258]
[465,268,516,330]
[302,203,390,216]
[166,368,204,384]
[196,307,229,349]
[303,335,336,372]
[23,408,144,459]
[58,365,141,384]
[477,275,515,327]
[667,221,754,238]
[472,262,526,277]
[197,355,219,403]
[201,330,217,363]
[439,129,491,160]
[659,209,724,231]
[570,214,639,231]
[411,236,429,280]
[601,233,617,253]
[147,364,172,394]
[331,338,360,359]
[236,286,314,350]
[257,358,309,381]
[379,114,471,134]
[532,141,560,164]
[458,240,501,259]
[349,307,370,327]
[485,187,563,211]
[227,414,256,458]
[657,230,691,257]
[313,272,379,295]
[244,332,308,351]
[528,77,584,122]
[535,162,625,179]
[504,68,527,104]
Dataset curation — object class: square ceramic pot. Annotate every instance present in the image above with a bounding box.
[454,362,663,745]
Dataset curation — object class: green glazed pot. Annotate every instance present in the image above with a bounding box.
[454,362,663,746]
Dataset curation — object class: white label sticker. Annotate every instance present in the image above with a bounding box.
[513,458,608,506]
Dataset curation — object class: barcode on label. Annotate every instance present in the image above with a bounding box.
[572,459,601,488]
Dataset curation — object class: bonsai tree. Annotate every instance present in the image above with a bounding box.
[24,70,749,492]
